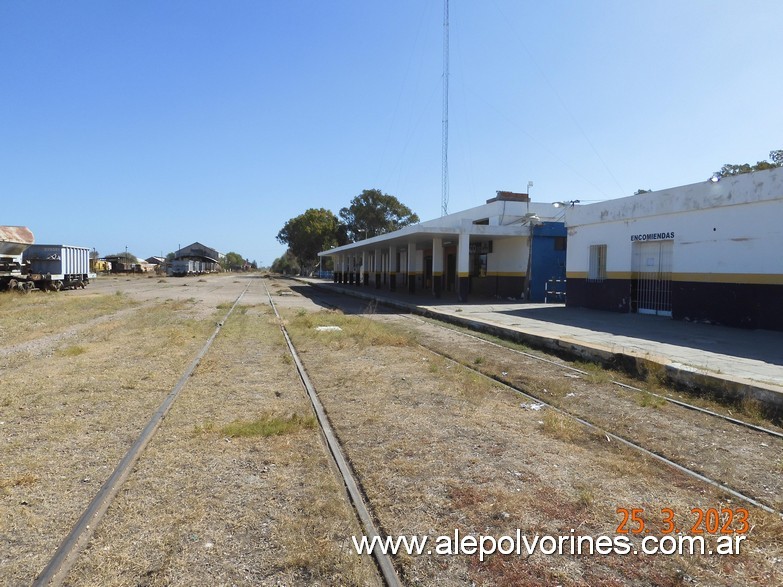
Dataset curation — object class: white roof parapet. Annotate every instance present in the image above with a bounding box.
[319,199,561,256]
[566,167,783,227]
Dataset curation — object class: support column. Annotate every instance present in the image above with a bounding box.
[400,250,407,289]
[388,245,398,291]
[432,237,444,298]
[362,251,369,286]
[457,232,470,302]
[407,242,416,294]
[374,249,382,289]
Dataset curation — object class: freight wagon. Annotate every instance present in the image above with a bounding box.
[0,226,36,291]
[168,258,215,276]
[23,244,96,290]
[168,259,199,276]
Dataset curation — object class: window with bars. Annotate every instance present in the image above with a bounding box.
[588,244,607,282]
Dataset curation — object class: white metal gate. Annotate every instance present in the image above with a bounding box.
[632,240,673,317]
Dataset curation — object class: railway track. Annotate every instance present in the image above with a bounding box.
[279,278,783,517]
[15,275,782,584]
[262,281,401,586]
[32,283,252,586]
[29,278,397,586]
[403,314,783,441]
[292,281,783,439]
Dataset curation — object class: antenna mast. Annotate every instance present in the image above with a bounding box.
[441,0,449,216]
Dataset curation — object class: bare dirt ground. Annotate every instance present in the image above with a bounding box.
[2,273,781,586]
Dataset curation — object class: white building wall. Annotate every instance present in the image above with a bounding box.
[565,167,783,329]
[488,237,528,276]
[567,167,783,280]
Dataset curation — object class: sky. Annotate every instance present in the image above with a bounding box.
[2,1,782,266]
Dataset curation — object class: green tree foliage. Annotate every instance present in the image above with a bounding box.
[270,249,300,275]
[110,251,137,262]
[338,189,419,241]
[634,189,651,195]
[277,208,342,274]
[221,251,246,271]
[717,149,782,177]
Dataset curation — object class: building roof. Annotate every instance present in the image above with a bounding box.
[320,196,562,257]
[175,242,220,263]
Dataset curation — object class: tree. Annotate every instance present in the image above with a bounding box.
[634,189,652,195]
[338,189,419,241]
[717,149,782,177]
[221,251,245,271]
[277,208,343,275]
[110,251,137,262]
[270,250,300,275]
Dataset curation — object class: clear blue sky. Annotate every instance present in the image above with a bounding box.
[2,1,781,265]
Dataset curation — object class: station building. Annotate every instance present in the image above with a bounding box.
[564,167,783,330]
[173,242,222,273]
[318,192,566,302]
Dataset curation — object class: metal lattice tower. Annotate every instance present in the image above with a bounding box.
[441,0,449,216]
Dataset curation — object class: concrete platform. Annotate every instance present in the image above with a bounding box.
[298,278,783,416]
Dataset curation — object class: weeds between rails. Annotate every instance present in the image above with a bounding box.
[404,314,783,438]
[281,277,782,438]
[271,278,782,515]
[264,280,783,585]
[262,280,401,586]
[31,285,251,586]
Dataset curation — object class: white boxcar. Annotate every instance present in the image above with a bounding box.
[23,244,95,290]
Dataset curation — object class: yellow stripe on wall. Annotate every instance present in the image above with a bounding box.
[565,271,631,279]
[485,271,525,277]
[672,273,783,285]
[566,272,783,285]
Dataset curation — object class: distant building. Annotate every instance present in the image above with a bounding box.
[104,255,137,273]
[169,242,222,276]
[564,167,783,330]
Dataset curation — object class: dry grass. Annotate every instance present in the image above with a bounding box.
[62,296,380,586]
[287,309,414,348]
[0,290,135,347]
[0,473,39,491]
[541,410,589,443]
[272,288,783,586]
[574,361,614,384]
[4,276,782,586]
[0,282,249,584]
